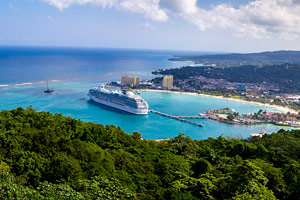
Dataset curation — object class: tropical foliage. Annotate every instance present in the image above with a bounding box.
[153,64,300,92]
[1,107,300,199]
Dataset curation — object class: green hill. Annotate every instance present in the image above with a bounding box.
[153,63,300,92]
[170,50,300,66]
[1,107,300,199]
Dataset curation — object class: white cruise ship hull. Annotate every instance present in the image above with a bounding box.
[88,93,148,115]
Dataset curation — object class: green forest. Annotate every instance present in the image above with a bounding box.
[169,50,300,66]
[153,64,300,92]
[1,107,300,199]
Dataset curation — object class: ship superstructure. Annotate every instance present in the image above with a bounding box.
[88,85,148,115]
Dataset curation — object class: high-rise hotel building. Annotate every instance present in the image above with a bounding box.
[163,75,173,89]
[121,75,141,87]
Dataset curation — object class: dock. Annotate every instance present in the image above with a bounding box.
[149,110,205,127]
[177,116,206,119]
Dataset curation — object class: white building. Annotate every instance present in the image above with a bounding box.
[285,95,300,102]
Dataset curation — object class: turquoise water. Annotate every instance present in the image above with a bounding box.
[0,80,290,140]
[0,46,292,139]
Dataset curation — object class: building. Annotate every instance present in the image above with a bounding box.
[284,95,300,103]
[121,75,141,87]
[163,75,173,89]
[262,111,298,122]
[249,130,266,140]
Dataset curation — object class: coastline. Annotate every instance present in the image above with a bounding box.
[140,89,299,114]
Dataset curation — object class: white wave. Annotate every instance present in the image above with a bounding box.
[14,82,33,86]
[0,84,9,87]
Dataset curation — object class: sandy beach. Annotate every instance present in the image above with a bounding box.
[141,89,299,114]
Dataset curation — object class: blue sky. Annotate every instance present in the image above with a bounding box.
[1,0,300,52]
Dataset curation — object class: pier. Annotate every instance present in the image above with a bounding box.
[177,115,206,119]
[149,110,205,127]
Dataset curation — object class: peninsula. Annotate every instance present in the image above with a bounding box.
[205,108,300,127]
[169,50,300,66]
[148,63,300,113]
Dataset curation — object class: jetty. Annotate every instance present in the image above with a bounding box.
[177,115,206,119]
[149,110,205,127]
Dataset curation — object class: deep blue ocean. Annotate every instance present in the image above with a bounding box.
[0,46,291,140]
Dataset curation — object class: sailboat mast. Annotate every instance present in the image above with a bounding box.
[44,80,54,93]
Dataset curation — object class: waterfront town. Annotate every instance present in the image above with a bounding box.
[112,74,300,129]
[205,108,300,127]
[116,74,300,109]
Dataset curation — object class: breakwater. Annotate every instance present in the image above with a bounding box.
[149,110,205,127]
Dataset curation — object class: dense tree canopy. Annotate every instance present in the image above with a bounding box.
[153,64,300,92]
[169,51,300,66]
[0,107,300,199]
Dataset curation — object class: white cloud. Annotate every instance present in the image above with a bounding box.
[42,0,300,40]
[42,0,115,11]
[119,0,168,21]
[159,0,197,14]
[43,0,168,21]
[171,0,300,40]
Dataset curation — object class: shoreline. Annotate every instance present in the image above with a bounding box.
[140,89,299,114]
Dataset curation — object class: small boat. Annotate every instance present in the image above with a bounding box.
[44,80,54,93]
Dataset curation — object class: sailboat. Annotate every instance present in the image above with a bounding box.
[44,80,54,93]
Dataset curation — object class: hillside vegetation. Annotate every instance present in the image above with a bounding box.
[170,50,300,66]
[153,64,300,92]
[1,107,300,199]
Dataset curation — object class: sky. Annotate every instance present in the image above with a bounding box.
[1,0,300,52]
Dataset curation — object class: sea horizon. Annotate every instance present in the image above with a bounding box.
[0,44,230,55]
[0,46,293,140]
[0,45,216,85]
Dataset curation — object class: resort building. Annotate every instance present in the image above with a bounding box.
[121,75,141,87]
[163,75,173,89]
[249,130,266,140]
[284,95,300,102]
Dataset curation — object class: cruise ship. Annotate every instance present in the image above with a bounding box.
[88,85,149,115]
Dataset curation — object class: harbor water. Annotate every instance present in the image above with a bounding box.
[0,46,291,140]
